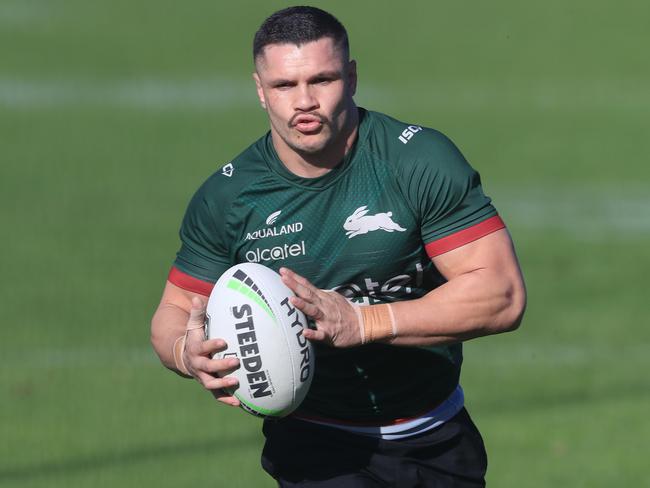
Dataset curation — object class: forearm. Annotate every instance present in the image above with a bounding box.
[387,268,526,346]
[282,227,525,349]
[151,302,191,373]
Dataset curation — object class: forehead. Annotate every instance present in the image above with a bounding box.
[255,38,346,77]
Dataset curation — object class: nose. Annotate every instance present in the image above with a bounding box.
[294,84,319,112]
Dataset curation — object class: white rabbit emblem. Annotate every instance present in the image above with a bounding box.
[343,206,407,238]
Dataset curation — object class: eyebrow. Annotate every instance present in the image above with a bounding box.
[268,70,342,87]
[308,70,341,81]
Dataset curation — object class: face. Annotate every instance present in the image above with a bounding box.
[253,37,357,158]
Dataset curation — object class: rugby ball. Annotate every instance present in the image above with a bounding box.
[205,263,314,418]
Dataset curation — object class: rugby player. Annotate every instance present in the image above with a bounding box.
[151,6,526,487]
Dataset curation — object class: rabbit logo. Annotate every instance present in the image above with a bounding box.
[343,206,406,238]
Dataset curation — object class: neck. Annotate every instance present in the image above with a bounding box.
[273,107,359,178]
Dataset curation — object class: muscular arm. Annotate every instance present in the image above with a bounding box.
[150,281,241,406]
[150,281,205,372]
[389,228,526,346]
[281,228,526,347]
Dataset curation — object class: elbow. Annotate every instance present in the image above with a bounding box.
[150,327,160,358]
[492,277,527,334]
[497,277,527,334]
[150,310,166,363]
[504,300,526,333]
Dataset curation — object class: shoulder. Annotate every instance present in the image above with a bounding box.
[189,134,274,212]
[362,110,474,182]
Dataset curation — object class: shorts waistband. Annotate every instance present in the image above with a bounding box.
[294,385,465,440]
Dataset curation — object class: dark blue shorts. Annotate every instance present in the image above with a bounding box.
[261,408,488,487]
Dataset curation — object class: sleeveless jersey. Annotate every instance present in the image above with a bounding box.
[169,108,505,423]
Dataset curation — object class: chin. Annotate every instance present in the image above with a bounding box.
[292,136,329,155]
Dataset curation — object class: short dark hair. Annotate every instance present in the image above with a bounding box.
[253,6,349,62]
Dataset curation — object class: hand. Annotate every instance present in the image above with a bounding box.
[183,297,241,407]
[279,268,361,348]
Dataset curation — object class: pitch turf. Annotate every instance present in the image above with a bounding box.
[1,1,649,486]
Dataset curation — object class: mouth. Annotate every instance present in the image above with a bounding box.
[291,114,324,134]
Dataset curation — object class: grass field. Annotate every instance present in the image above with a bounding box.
[1,1,649,486]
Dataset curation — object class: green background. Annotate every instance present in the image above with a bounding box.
[1,0,648,486]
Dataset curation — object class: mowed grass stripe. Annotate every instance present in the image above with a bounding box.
[2,77,650,110]
[4,341,647,370]
[0,77,258,110]
[493,185,650,238]
[0,432,262,483]
[0,346,159,369]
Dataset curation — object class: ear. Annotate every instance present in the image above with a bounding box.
[253,72,266,110]
[347,59,357,97]
[353,205,368,218]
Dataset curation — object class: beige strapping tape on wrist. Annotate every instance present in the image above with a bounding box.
[172,335,189,375]
[357,303,397,344]
[173,323,205,376]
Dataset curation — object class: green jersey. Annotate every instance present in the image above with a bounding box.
[170,108,504,423]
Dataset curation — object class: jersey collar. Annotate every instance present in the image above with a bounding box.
[263,107,371,190]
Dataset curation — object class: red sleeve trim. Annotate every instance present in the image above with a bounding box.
[425,215,506,258]
[168,267,214,296]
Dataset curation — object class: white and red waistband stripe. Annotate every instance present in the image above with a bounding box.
[293,385,465,440]
[425,215,506,258]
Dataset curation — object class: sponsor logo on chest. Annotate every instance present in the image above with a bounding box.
[245,210,303,241]
[245,241,307,263]
[245,210,307,263]
[332,262,425,304]
[245,222,303,241]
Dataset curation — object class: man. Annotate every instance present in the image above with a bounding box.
[151,6,526,487]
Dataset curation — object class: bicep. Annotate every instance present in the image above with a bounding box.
[150,281,211,367]
[152,281,210,340]
[431,228,523,283]
[157,280,210,315]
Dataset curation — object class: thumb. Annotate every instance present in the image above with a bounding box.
[187,296,206,332]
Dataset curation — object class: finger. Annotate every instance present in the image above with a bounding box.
[194,369,239,391]
[198,338,228,356]
[302,327,328,343]
[187,296,206,327]
[279,269,302,295]
[185,297,205,342]
[184,336,215,358]
[192,368,216,387]
[204,374,239,391]
[211,389,241,407]
[281,272,319,303]
[216,395,240,407]
[186,340,232,378]
[285,269,319,295]
[280,267,312,287]
[290,296,324,320]
[198,356,240,375]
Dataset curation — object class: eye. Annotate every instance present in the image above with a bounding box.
[272,81,294,91]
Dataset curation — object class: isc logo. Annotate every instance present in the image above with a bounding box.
[398,125,422,144]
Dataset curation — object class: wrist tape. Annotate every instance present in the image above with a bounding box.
[173,335,190,376]
[355,303,397,344]
[173,322,206,377]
